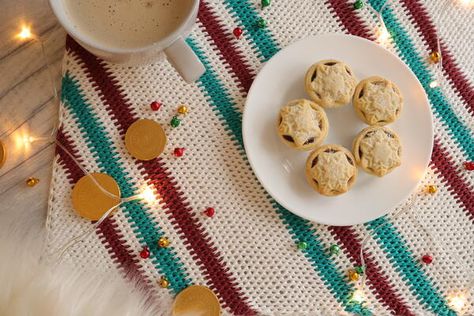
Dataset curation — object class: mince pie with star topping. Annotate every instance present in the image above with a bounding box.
[353,126,402,177]
[304,59,357,108]
[353,76,403,126]
[277,99,329,151]
[305,144,358,196]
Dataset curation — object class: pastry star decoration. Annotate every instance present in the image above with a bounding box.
[363,82,400,120]
[360,130,400,172]
[314,63,353,101]
[312,152,354,193]
[281,102,320,146]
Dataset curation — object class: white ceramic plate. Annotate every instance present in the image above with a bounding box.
[243,34,433,226]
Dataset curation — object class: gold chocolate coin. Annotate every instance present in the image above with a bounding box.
[125,119,166,161]
[173,285,221,316]
[71,173,121,221]
[0,140,6,168]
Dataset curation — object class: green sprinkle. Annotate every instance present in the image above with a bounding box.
[329,244,340,255]
[170,116,181,128]
[297,241,308,250]
[261,0,270,8]
[353,0,364,9]
[354,265,365,274]
[257,18,267,29]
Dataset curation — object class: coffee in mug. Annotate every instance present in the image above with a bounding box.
[63,0,194,49]
[50,0,205,82]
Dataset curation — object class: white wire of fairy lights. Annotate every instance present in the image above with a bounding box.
[356,192,419,294]
[409,202,474,292]
[6,26,119,201]
[53,140,156,263]
[6,3,474,308]
[0,25,59,141]
[353,1,474,312]
[356,188,474,313]
[363,0,454,89]
[3,24,158,263]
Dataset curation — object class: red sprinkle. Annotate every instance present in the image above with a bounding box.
[140,247,150,259]
[204,207,215,218]
[150,101,162,111]
[233,27,243,39]
[173,147,185,157]
[421,254,433,264]
[463,161,474,171]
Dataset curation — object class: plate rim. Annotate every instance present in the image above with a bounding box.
[242,33,434,226]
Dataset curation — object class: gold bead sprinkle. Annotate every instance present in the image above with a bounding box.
[177,105,189,115]
[159,276,170,288]
[348,269,360,282]
[426,185,437,194]
[26,177,39,187]
[158,236,170,248]
[429,51,441,64]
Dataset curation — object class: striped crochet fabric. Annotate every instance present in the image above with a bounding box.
[45,1,474,315]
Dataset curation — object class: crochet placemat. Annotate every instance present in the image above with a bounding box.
[45,1,474,315]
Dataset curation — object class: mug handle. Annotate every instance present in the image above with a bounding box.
[164,37,205,83]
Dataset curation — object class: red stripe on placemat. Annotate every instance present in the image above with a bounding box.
[431,139,474,220]
[55,128,155,297]
[326,0,374,40]
[327,0,474,218]
[196,1,414,313]
[324,0,474,306]
[198,1,255,93]
[329,226,416,316]
[66,37,256,316]
[400,0,474,115]
[195,2,414,313]
[56,128,84,183]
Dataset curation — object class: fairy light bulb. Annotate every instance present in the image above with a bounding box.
[17,25,33,41]
[23,135,34,145]
[429,80,439,88]
[140,185,156,203]
[460,0,473,6]
[377,25,390,44]
[448,294,466,312]
[14,133,31,150]
[351,289,365,303]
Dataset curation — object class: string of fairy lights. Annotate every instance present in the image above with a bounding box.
[1,0,473,313]
[6,24,159,261]
[364,0,449,89]
[350,0,474,312]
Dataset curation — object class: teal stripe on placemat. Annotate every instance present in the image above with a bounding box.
[223,0,278,61]
[61,74,191,293]
[187,37,371,316]
[277,204,371,316]
[369,0,473,161]
[185,42,244,148]
[210,0,457,314]
[367,217,455,315]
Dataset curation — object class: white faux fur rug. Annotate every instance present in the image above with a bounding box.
[0,212,168,316]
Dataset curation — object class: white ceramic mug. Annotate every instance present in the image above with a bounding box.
[49,0,205,83]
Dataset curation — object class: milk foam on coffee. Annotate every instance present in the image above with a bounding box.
[63,0,192,49]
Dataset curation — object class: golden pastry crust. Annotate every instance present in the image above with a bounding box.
[277,99,329,151]
[353,76,403,126]
[305,144,358,196]
[353,126,402,177]
[305,59,357,108]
